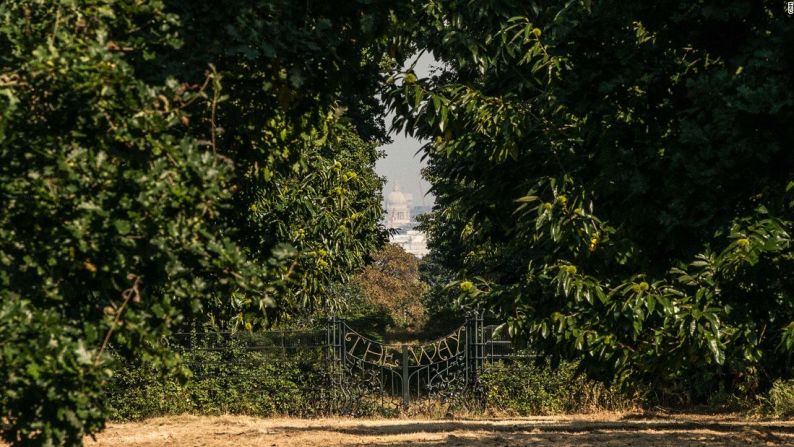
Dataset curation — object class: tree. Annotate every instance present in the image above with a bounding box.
[415,212,469,334]
[0,0,405,444]
[387,0,794,401]
[356,244,427,331]
[253,123,388,318]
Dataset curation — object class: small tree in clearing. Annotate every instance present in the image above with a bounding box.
[356,244,427,331]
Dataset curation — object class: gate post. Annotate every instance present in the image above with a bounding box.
[466,310,484,384]
[327,315,345,413]
[401,345,409,407]
[464,318,469,384]
[326,315,336,412]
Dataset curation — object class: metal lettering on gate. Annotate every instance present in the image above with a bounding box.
[327,312,484,413]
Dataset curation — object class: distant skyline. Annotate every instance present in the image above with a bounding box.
[375,53,437,208]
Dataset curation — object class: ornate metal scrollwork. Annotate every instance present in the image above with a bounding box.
[328,312,484,413]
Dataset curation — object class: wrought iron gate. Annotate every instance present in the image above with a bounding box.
[327,312,484,413]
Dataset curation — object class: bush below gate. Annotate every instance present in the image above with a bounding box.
[108,347,636,419]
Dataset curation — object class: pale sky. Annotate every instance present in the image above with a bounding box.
[376,53,437,207]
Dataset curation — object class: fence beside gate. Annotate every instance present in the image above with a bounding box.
[166,313,523,413]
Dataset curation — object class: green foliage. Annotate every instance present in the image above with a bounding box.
[387,0,794,401]
[416,213,471,336]
[0,0,400,444]
[355,244,427,331]
[480,358,633,416]
[107,345,327,420]
[109,342,631,420]
[224,120,388,326]
[0,300,107,445]
[762,380,794,418]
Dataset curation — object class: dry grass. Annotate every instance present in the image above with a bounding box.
[85,413,794,446]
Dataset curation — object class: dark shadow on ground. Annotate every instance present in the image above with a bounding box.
[269,419,794,447]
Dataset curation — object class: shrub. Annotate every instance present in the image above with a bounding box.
[762,380,794,418]
[480,358,634,416]
[107,344,330,420]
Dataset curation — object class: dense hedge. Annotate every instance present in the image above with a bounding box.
[108,347,635,419]
[479,359,634,416]
[108,348,330,420]
[0,1,398,443]
[395,0,794,404]
[763,380,794,418]
[111,345,794,419]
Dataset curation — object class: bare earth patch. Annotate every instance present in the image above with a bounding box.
[85,413,794,446]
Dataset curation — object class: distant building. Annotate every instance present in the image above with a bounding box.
[383,183,428,258]
[390,230,429,258]
[385,183,411,229]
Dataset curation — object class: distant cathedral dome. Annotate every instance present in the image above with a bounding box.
[385,183,410,229]
[386,186,408,208]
